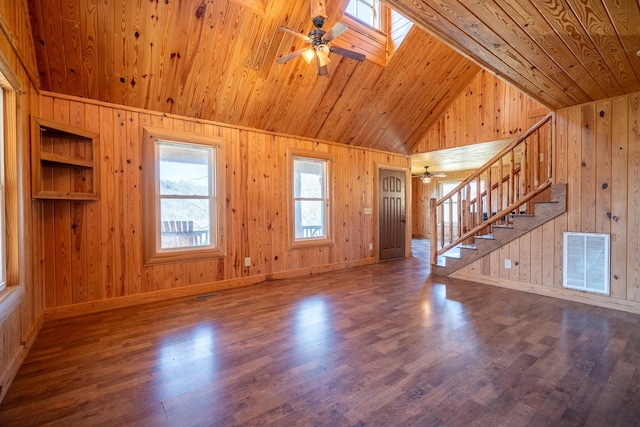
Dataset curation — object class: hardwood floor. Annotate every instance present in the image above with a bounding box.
[1,239,639,426]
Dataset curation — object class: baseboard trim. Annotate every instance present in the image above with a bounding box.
[450,271,640,315]
[44,258,376,320]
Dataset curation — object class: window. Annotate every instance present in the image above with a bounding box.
[345,0,380,29]
[142,128,226,265]
[0,52,23,322]
[0,86,5,292]
[289,150,333,248]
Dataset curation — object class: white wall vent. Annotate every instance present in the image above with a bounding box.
[563,232,610,295]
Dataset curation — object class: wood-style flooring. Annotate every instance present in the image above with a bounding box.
[1,240,639,426]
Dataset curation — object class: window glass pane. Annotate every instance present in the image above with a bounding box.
[295,200,325,238]
[159,143,211,196]
[346,0,378,28]
[294,158,324,198]
[358,1,374,26]
[160,198,212,249]
[345,0,356,16]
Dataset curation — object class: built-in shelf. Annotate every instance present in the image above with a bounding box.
[31,116,99,200]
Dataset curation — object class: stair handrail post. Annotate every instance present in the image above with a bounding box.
[430,198,437,265]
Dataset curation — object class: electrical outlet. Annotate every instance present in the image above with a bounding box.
[244,257,251,267]
[504,259,512,269]
[369,243,373,250]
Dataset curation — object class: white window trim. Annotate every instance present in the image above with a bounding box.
[287,148,334,250]
[142,127,226,265]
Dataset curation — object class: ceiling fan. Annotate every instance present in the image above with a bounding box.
[413,166,446,183]
[275,0,366,76]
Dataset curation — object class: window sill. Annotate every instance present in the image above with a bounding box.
[0,285,24,324]
[144,247,226,266]
[290,238,335,250]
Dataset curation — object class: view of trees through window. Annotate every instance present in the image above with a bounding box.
[158,142,214,248]
[293,157,327,239]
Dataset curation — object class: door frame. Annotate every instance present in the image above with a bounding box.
[374,162,412,262]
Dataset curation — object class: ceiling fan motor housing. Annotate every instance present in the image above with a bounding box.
[309,28,326,46]
[312,15,326,28]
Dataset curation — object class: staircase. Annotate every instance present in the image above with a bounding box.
[431,183,566,276]
[429,112,564,276]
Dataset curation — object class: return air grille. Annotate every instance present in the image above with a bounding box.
[563,232,610,295]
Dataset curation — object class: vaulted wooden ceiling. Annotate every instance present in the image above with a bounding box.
[27,0,640,155]
[388,0,640,110]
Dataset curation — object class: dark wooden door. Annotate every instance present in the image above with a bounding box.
[379,169,405,260]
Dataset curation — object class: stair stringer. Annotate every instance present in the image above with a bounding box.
[431,183,566,276]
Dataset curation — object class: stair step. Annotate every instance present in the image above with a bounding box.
[513,213,535,218]
[442,252,460,259]
[459,244,477,250]
[474,234,494,240]
[492,224,514,229]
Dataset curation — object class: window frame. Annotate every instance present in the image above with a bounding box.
[142,127,226,265]
[0,50,24,324]
[287,148,334,250]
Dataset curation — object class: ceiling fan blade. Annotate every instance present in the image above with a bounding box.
[323,23,348,42]
[432,173,447,177]
[329,46,365,62]
[278,26,310,42]
[276,48,307,64]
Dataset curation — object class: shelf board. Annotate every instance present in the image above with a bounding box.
[40,152,93,168]
[34,191,100,201]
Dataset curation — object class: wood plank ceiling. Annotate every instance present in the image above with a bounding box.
[26,0,640,155]
[26,0,479,155]
[387,0,640,110]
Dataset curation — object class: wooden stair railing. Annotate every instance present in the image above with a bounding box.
[429,112,554,266]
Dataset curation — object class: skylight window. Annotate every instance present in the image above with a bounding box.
[345,0,380,29]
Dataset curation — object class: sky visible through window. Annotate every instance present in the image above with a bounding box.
[159,143,212,234]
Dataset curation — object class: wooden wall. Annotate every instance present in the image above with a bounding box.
[411,70,549,154]
[453,92,640,311]
[37,93,410,316]
[0,0,41,404]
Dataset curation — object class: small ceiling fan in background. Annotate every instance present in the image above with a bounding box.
[275,0,366,76]
[413,166,446,184]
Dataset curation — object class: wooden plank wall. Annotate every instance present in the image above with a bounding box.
[0,0,42,404]
[411,70,549,154]
[454,92,640,308]
[37,93,410,312]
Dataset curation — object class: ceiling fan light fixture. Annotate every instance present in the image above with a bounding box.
[316,45,331,66]
[302,48,315,64]
[421,176,431,184]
